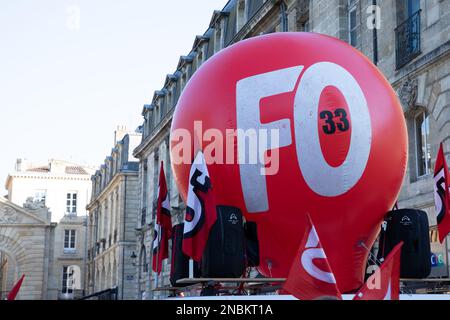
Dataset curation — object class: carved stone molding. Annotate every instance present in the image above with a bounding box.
[23,197,45,210]
[398,77,419,113]
[0,206,22,223]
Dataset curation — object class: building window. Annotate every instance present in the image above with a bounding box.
[34,190,46,205]
[415,112,431,177]
[140,245,148,274]
[62,266,74,294]
[197,49,203,68]
[395,0,421,68]
[181,69,187,91]
[64,229,76,253]
[236,0,246,30]
[159,98,165,121]
[348,0,358,47]
[167,88,173,109]
[214,25,222,53]
[141,160,148,226]
[154,106,159,127]
[66,192,77,214]
[407,0,420,17]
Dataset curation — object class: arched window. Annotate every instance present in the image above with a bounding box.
[62,265,81,294]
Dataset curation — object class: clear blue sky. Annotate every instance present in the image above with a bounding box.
[0,0,226,193]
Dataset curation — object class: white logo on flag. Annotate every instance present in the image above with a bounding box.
[301,226,337,284]
[184,151,210,235]
[383,280,392,300]
[434,168,445,221]
[153,224,161,251]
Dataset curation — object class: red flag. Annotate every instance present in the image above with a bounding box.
[182,151,218,262]
[157,162,172,236]
[152,223,170,274]
[283,214,342,300]
[152,162,172,274]
[434,143,450,243]
[353,242,403,300]
[7,274,25,300]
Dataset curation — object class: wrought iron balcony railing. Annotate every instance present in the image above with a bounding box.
[395,10,421,69]
[78,287,118,300]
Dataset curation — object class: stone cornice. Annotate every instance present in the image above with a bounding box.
[6,173,91,181]
[0,223,54,228]
[391,40,450,87]
[57,256,84,261]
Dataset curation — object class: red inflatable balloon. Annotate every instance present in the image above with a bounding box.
[170,33,407,293]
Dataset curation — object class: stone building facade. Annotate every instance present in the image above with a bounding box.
[48,214,87,300]
[0,197,54,300]
[85,128,142,299]
[5,159,95,223]
[133,0,450,298]
[0,197,87,300]
[2,159,95,299]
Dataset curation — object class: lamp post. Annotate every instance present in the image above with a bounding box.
[130,251,149,300]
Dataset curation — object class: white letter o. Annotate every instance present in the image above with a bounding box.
[293,62,372,197]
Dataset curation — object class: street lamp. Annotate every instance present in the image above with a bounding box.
[130,251,138,266]
[131,251,148,268]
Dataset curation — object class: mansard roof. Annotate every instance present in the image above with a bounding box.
[152,89,168,104]
[141,104,155,116]
[163,74,179,88]
[176,55,194,70]
[192,35,210,51]
[65,166,89,175]
[209,10,229,28]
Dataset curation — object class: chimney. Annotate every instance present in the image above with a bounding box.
[114,125,129,145]
[49,159,66,174]
[15,158,29,172]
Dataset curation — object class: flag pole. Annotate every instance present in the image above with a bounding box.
[154,224,160,291]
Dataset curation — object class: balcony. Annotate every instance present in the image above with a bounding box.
[395,10,421,69]
[79,287,118,300]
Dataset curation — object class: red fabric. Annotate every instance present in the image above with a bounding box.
[353,242,403,300]
[434,143,450,243]
[157,162,172,237]
[182,151,218,262]
[152,162,172,274]
[152,223,169,274]
[283,214,342,300]
[7,274,25,300]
